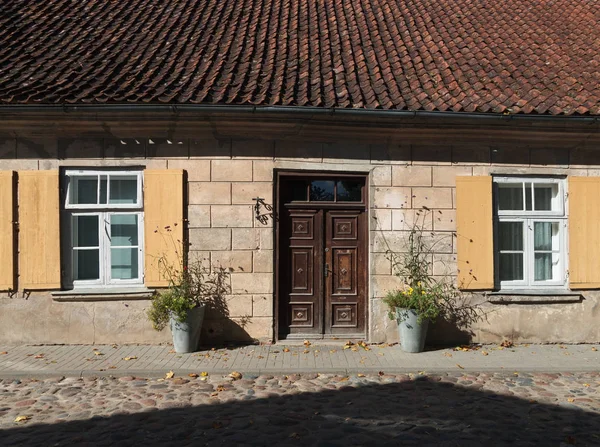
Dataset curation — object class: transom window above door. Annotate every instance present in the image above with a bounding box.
[63,170,144,289]
[494,177,567,290]
[287,178,365,203]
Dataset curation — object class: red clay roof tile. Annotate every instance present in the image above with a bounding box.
[0,0,598,115]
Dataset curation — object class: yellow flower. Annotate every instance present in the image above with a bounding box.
[408,287,413,294]
[421,290,426,295]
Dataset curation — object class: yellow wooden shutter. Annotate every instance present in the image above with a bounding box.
[568,177,600,289]
[19,171,61,289]
[144,169,184,287]
[456,176,494,290]
[0,171,15,291]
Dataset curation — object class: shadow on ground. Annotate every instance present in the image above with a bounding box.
[1,375,597,446]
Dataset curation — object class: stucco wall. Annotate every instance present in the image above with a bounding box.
[1,131,599,345]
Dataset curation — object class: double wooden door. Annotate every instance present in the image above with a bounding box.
[279,207,367,339]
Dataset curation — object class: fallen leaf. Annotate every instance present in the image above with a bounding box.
[0,351,7,355]
[165,371,174,379]
[168,349,176,354]
[443,352,453,357]
[377,353,384,356]
[303,339,311,347]
[14,416,31,422]
[216,385,225,392]
[330,349,337,353]
[592,347,598,352]
[188,373,199,378]
[343,345,351,350]
[123,356,138,361]
[339,377,349,381]
[229,371,242,380]
[583,383,590,387]
[303,349,310,354]
[378,371,385,376]
[94,351,104,356]
[272,350,280,353]
[34,354,44,359]
[200,371,208,377]
[282,348,290,353]
[481,351,489,356]
[567,398,575,403]
[456,364,464,369]
[108,366,116,369]
[351,347,358,352]
[500,340,514,348]
[357,373,366,377]
[314,349,320,353]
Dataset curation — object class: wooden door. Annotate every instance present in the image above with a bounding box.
[324,209,366,336]
[280,208,324,336]
[278,175,368,340]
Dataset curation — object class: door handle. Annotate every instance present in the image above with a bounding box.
[324,263,329,277]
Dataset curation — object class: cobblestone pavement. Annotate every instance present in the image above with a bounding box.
[0,371,598,446]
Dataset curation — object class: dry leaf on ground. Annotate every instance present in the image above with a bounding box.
[14,416,30,422]
[456,364,464,369]
[481,351,489,356]
[123,356,138,361]
[0,351,7,355]
[282,348,290,352]
[592,347,598,351]
[500,340,514,348]
[165,371,175,379]
[34,354,44,359]
[357,373,365,377]
[303,340,311,347]
[188,373,199,378]
[94,351,103,356]
[200,371,208,377]
[229,371,242,380]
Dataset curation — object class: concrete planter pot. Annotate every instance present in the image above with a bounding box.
[396,308,429,353]
[169,305,206,353]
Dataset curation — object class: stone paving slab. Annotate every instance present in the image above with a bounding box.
[0,343,599,379]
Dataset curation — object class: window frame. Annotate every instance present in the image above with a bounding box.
[63,170,144,289]
[493,176,568,291]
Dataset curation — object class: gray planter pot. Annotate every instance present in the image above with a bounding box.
[395,308,429,353]
[169,305,206,353]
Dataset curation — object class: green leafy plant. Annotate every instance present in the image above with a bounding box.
[147,226,231,331]
[383,209,454,323]
[381,208,485,328]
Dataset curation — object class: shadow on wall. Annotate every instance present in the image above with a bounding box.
[1,375,597,445]
[2,136,594,166]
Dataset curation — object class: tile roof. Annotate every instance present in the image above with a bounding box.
[0,0,599,115]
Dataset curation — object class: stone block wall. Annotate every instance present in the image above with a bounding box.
[1,132,600,345]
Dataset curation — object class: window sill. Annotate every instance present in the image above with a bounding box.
[51,287,155,302]
[487,290,582,304]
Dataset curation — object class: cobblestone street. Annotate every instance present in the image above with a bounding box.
[1,371,599,446]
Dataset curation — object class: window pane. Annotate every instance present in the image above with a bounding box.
[525,183,532,211]
[498,183,523,210]
[534,222,559,251]
[111,248,139,279]
[499,253,524,281]
[534,253,559,281]
[289,180,308,201]
[310,180,334,201]
[69,176,97,205]
[498,222,523,251]
[336,181,362,202]
[72,215,99,247]
[99,175,108,204]
[534,184,558,211]
[73,249,100,281]
[111,214,138,246]
[109,176,138,204]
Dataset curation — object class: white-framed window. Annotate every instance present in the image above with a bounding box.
[63,170,144,288]
[494,176,567,290]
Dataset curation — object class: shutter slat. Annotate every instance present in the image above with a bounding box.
[144,170,184,287]
[456,176,494,290]
[0,171,15,291]
[19,171,61,289]
[569,177,600,289]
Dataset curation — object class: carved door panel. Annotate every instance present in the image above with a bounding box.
[324,210,366,335]
[281,208,323,336]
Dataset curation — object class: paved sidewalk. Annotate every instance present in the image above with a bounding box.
[1,342,598,378]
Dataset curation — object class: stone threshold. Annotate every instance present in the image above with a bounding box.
[51,288,154,302]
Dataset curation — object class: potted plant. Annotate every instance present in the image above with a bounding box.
[147,255,230,353]
[382,209,451,353]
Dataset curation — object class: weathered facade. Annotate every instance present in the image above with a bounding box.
[1,111,599,346]
[1,0,599,346]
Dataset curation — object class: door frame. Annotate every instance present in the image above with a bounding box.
[274,170,370,341]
